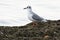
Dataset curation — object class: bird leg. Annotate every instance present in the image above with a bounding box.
[32,22,38,26]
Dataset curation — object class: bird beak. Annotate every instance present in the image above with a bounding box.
[24,8,27,9]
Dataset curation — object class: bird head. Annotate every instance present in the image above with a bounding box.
[23,6,32,12]
[24,6,32,10]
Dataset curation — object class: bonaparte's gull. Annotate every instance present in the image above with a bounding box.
[24,6,47,26]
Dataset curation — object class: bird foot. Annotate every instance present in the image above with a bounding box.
[32,22,38,27]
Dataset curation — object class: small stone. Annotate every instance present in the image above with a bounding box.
[44,35,49,39]
[43,35,50,40]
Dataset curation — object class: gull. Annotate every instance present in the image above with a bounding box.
[24,6,47,26]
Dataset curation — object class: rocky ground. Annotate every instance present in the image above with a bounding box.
[0,20,60,40]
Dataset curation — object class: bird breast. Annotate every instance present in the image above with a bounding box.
[28,14,35,21]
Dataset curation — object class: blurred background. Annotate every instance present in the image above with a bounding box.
[0,0,60,26]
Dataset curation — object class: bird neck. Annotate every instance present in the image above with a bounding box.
[27,9,33,14]
[27,8,32,12]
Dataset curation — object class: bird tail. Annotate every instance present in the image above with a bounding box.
[42,19,47,22]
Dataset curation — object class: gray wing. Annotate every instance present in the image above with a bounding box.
[32,14,44,21]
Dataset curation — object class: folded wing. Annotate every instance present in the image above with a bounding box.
[32,14,44,22]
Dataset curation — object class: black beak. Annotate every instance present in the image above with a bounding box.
[24,8,27,9]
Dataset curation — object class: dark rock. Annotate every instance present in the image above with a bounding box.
[0,20,60,40]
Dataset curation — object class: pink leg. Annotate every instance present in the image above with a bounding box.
[32,22,37,26]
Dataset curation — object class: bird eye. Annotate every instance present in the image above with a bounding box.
[29,7,31,8]
[27,6,31,8]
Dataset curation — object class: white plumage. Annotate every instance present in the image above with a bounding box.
[24,6,47,22]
